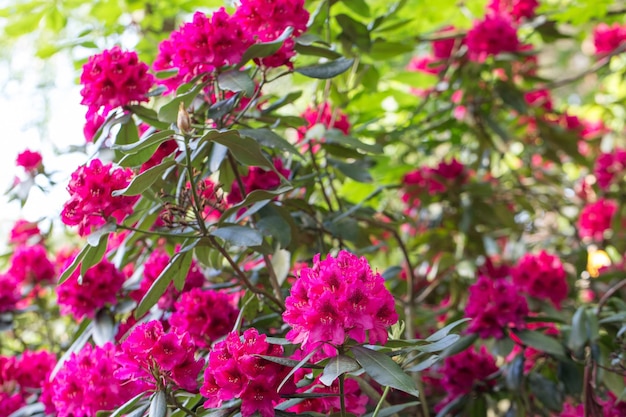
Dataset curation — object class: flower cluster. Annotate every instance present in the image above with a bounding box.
[61,159,138,236]
[402,158,467,208]
[465,275,528,339]
[57,258,126,319]
[593,23,626,55]
[15,149,43,173]
[169,288,239,349]
[407,26,459,75]
[488,0,539,22]
[8,243,55,285]
[511,251,568,308]
[283,250,398,356]
[437,346,499,408]
[9,219,41,245]
[466,13,520,62]
[80,46,153,132]
[227,159,290,204]
[116,320,204,391]
[201,328,294,417]
[594,148,626,191]
[578,198,618,241]
[44,343,143,417]
[289,373,368,416]
[132,248,205,310]
[0,273,19,312]
[298,103,351,142]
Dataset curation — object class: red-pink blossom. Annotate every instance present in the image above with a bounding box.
[466,14,520,62]
[80,47,153,117]
[511,251,568,308]
[169,288,239,349]
[402,158,467,208]
[9,219,41,245]
[61,159,138,236]
[44,343,145,417]
[594,148,626,191]
[578,198,618,241]
[297,103,351,142]
[601,391,626,417]
[0,274,19,312]
[465,275,528,339]
[57,258,126,320]
[8,244,55,285]
[201,328,294,417]
[289,374,368,416]
[593,23,626,55]
[139,139,178,173]
[15,149,43,173]
[488,0,539,22]
[283,250,398,357]
[227,159,290,204]
[116,320,204,392]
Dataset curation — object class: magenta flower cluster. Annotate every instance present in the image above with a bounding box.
[283,250,398,357]
[511,250,568,308]
[115,320,204,392]
[466,13,520,62]
[60,159,138,236]
[200,328,294,417]
[402,158,467,208]
[227,158,291,204]
[8,243,55,285]
[488,0,539,22]
[15,149,43,173]
[594,148,626,190]
[593,23,626,55]
[169,288,239,349]
[578,198,617,241]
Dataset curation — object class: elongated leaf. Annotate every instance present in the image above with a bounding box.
[135,252,184,318]
[172,249,194,291]
[149,391,167,417]
[108,392,149,417]
[158,82,206,123]
[211,225,264,247]
[256,354,323,369]
[278,346,321,392]
[440,333,478,358]
[218,70,255,96]
[319,354,361,386]
[93,310,115,346]
[405,355,440,373]
[414,334,460,353]
[352,346,419,397]
[239,27,294,65]
[529,372,563,412]
[113,160,176,196]
[363,401,420,417]
[220,185,293,220]
[514,330,566,358]
[238,128,302,156]
[114,130,175,154]
[426,318,471,342]
[568,307,589,351]
[204,130,272,169]
[295,57,355,79]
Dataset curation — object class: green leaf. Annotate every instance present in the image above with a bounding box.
[295,57,355,79]
[158,82,207,123]
[336,14,371,51]
[116,117,139,148]
[256,354,323,369]
[202,130,273,169]
[172,249,194,291]
[426,318,471,342]
[221,185,293,220]
[328,158,373,183]
[405,355,440,373]
[113,160,176,196]
[149,391,167,417]
[114,130,176,154]
[363,402,420,417]
[529,372,563,412]
[218,70,255,97]
[369,40,414,60]
[211,225,264,247]
[80,233,110,277]
[351,346,419,397]
[295,44,343,59]
[441,333,478,358]
[239,27,294,65]
[341,0,371,16]
[324,129,383,153]
[135,252,186,318]
[108,392,148,417]
[514,330,566,358]
[57,245,90,285]
[93,310,115,346]
[278,346,321,392]
[414,334,460,353]
[568,307,589,352]
[238,128,302,157]
[319,354,361,386]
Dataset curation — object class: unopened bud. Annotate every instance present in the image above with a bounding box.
[177,101,192,134]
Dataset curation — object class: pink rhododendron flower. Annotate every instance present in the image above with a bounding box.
[61,159,138,236]
[201,328,294,417]
[297,103,351,142]
[601,391,626,417]
[289,373,368,416]
[8,244,55,285]
[407,55,445,75]
[0,392,23,416]
[57,258,126,319]
[594,148,626,191]
[283,250,398,357]
[169,288,239,349]
[15,149,43,173]
[511,251,568,308]
[402,158,467,208]
[227,159,290,204]
[80,46,153,118]
[525,89,553,111]
[0,274,19,312]
[139,139,178,173]
[593,23,626,55]
[9,219,41,245]
[465,275,528,339]
[0,350,55,413]
[466,14,520,62]
[436,346,499,409]
[132,248,205,310]
[83,110,106,142]
[488,0,539,22]
[559,402,583,416]
[116,320,204,392]
[578,198,618,241]
[45,343,145,417]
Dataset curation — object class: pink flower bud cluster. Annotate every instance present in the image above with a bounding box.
[8,243,55,285]
[511,250,568,308]
[465,275,528,339]
[61,159,138,237]
[116,320,204,392]
[578,198,618,241]
[402,158,467,208]
[169,288,239,349]
[487,0,539,22]
[436,346,499,409]
[132,248,205,310]
[201,328,294,417]
[283,250,398,357]
[80,46,153,127]
[0,350,55,415]
[15,149,43,173]
[593,23,626,55]
[57,258,126,320]
[466,13,520,62]
[44,343,143,417]
[594,148,626,191]
[227,159,290,204]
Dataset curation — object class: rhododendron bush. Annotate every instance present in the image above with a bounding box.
[2,0,626,416]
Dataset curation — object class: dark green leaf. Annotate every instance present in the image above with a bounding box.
[529,372,563,412]
[114,130,175,154]
[239,27,294,65]
[295,44,343,59]
[135,252,185,318]
[295,57,355,79]
[238,128,302,157]
[336,14,371,51]
[80,233,110,277]
[328,158,373,183]
[352,346,419,397]
[203,130,272,169]
[57,245,89,285]
[363,402,420,417]
[158,82,206,123]
[112,160,176,197]
[319,354,361,386]
[172,249,194,291]
[441,333,478,358]
[426,318,471,342]
[514,330,566,358]
[414,334,460,353]
[211,225,264,247]
[149,391,167,417]
[405,355,440,373]
[256,354,323,369]
[568,306,589,351]
[218,70,255,97]
[324,129,383,153]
